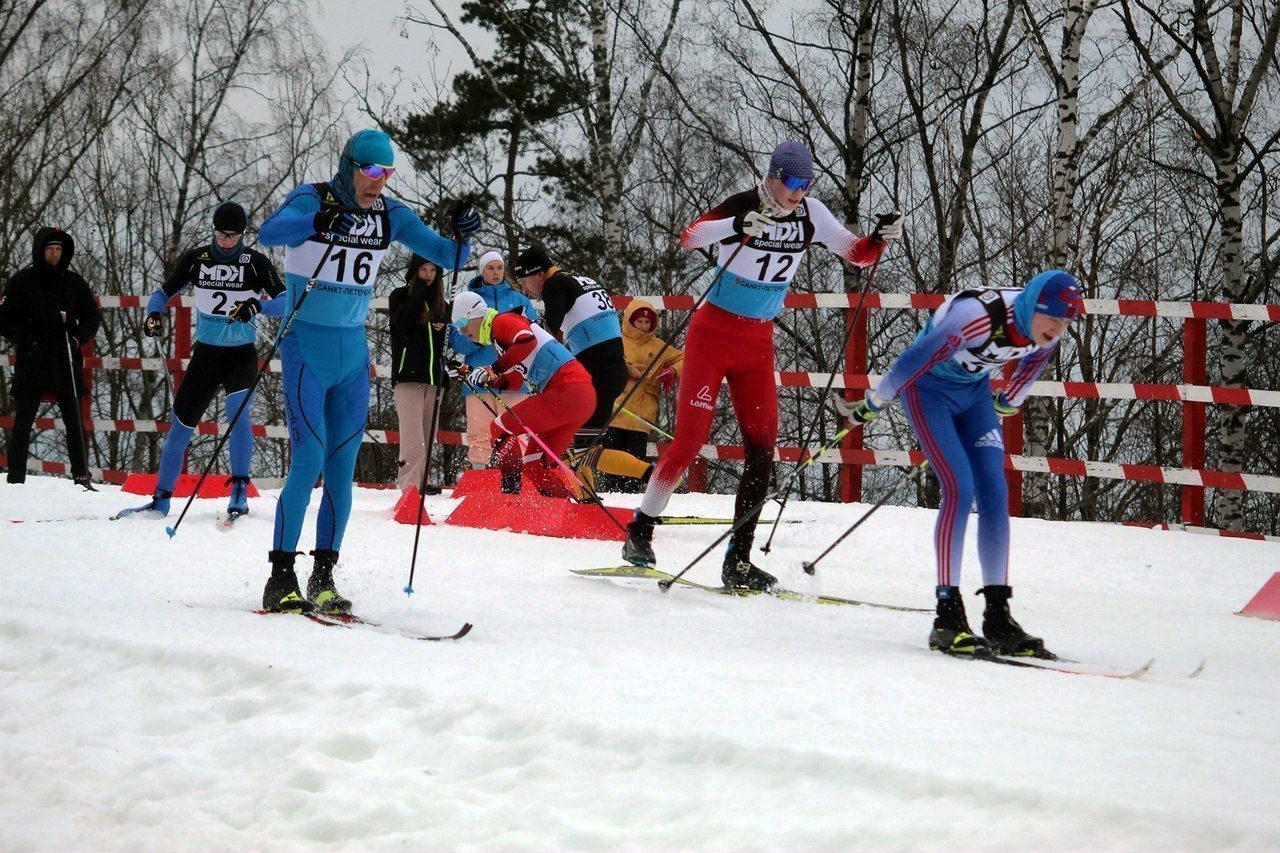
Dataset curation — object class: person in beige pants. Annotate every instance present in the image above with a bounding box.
[389,255,450,491]
[447,250,538,467]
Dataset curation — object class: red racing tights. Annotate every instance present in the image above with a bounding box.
[638,303,777,557]
[489,365,596,496]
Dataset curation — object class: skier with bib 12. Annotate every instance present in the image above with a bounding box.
[620,140,902,590]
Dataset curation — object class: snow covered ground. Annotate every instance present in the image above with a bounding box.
[2,475,1278,850]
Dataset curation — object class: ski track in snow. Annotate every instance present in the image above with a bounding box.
[2,477,1279,849]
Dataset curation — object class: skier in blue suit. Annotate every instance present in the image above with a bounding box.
[845,270,1083,657]
[258,129,478,613]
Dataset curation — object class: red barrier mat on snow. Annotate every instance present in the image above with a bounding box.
[447,490,630,541]
[450,468,505,497]
[121,472,260,499]
[1237,572,1280,621]
[392,486,434,525]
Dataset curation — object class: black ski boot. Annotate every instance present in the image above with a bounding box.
[622,511,658,567]
[307,549,352,614]
[929,586,988,655]
[979,585,1048,658]
[721,559,777,591]
[490,436,522,494]
[262,550,314,613]
[721,542,776,591]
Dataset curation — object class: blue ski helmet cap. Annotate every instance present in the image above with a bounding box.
[1013,269,1083,336]
[332,129,395,207]
[767,141,814,182]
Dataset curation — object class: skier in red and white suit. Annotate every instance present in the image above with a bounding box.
[621,140,903,589]
[451,291,596,497]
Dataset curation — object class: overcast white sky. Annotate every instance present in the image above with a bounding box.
[311,0,477,124]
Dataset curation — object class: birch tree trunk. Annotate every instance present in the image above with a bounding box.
[1021,0,1096,518]
[591,0,624,293]
[1119,0,1280,530]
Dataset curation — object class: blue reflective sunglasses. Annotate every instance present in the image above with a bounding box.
[780,175,812,192]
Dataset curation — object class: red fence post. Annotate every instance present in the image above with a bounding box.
[839,300,868,503]
[1181,317,1207,526]
[1001,362,1024,516]
[688,455,707,493]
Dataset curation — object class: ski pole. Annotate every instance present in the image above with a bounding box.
[404,384,446,596]
[567,234,755,468]
[618,406,673,441]
[166,240,335,537]
[153,337,176,403]
[760,253,884,554]
[800,460,929,575]
[657,423,859,591]
[63,328,96,490]
[406,235,465,595]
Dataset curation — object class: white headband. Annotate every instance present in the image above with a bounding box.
[477,250,504,270]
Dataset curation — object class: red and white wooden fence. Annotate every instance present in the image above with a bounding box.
[4,290,1277,535]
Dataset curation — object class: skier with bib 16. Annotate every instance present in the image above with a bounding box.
[257,130,477,614]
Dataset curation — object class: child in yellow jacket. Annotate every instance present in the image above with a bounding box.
[594,299,683,492]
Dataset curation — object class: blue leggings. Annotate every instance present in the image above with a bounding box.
[155,391,253,493]
[901,374,1009,590]
[273,326,370,552]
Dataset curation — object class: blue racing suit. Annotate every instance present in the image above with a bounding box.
[872,273,1063,590]
[260,182,467,552]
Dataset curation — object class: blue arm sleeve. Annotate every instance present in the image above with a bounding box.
[518,292,540,322]
[146,289,173,315]
[388,202,470,271]
[874,302,989,402]
[260,185,321,248]
[257,296,287,318]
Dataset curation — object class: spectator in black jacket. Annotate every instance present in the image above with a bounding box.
[388,255,448,492]
[0,227,100,486]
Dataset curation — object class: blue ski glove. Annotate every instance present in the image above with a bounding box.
[451,199,480,238]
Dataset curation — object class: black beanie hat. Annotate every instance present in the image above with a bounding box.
[212,201,248,233]
[513,245,553,278]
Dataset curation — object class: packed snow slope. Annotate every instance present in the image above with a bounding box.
[2,476,1278,850]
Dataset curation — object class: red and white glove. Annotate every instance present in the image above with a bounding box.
[655,367,677,389]
[468,366,495,388]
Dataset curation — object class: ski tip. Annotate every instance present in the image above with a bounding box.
[165,526,177,538]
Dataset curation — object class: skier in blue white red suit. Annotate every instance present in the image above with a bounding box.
[844,270,1084,657]
[450,291,596,498]
[620,140,903,589]
[257,129,478,613]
